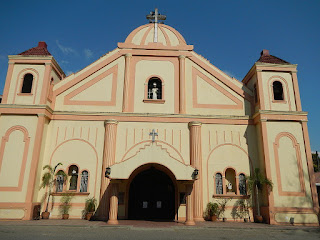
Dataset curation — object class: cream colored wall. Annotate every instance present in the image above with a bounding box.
[261,72,297,111]
[6,64,45,105]
[37,120,105,215]
[275,212,318,224]
[0,209,25,219]
[51,69,61,84]
[185,58,252,116]
[32,117,50,202]
[0,115,38,203]
[115,122,190,166]
[266,121,313,208]
[245,74,259,113]
[54,56,124,112]
[133,59,175,113]
[202,124,258,207]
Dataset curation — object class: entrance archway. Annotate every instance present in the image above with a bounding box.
[128,165,176,220]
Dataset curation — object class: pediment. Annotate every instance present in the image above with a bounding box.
[64,65,118,106]
[192,67,243,109]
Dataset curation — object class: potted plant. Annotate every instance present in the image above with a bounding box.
[84,197,97,220]
[59,193,74,219]
[234,199,251,222]
[216,199,229,222]
[204,202,218,221]
[40,163,66,219]
[246,168,273,223]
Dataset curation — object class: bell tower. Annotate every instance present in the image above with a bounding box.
[2,41,65,106]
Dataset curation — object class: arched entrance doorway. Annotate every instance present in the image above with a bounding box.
[128,166,175,220]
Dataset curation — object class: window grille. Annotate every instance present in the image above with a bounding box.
[239,173,246,195]
[56,172,64,192]
[215,173,223,194]
[80,171,88,192]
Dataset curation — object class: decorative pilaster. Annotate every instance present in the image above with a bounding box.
[25,115,47,219]
[188,121,203,221]
[99,120,119,219]
[40,63,52,104]
[291,71,302,111]
[122,53,132,112]
[179,55,186,114]
[185,183,195,226]
[2,62,14,104]
[108,182,119,225]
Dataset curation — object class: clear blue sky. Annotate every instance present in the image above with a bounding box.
[0,0,319,150]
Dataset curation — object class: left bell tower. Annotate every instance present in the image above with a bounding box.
[0,42,64,220]
[2,41,65,106]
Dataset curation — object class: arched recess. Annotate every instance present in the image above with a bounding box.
[112,140,194,180]
[206,144,253,201]
[267,76,292,110]
[273,132,306,196]
[121,140,185,164]
[0,126,30,191]
[125,163,178,220]
[49,139,99,197]
[13,68,39,104]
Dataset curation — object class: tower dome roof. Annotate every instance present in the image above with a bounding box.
[118,23,193,50]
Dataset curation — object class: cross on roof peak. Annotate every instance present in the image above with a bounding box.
[146,8,166,24]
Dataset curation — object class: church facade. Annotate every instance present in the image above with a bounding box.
[0,12,319,225]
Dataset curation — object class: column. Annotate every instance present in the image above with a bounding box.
[108,182,119,225]
[1,62,14,103]
[25,114,48,219]
[185,183,195,226]
[99,120,118,219]
[301,121,320,210]
[179,55,186,114]
[40,63,52,104]
[188,121,203,221]
[122,53,132,112]
[291,71,302,111]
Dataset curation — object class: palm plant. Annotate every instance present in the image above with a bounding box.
[40,163,66,213]
[246,168,273,217]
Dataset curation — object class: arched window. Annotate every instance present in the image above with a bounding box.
[225,168,236,193]
[68,165,78,190]
[147,77,162,100]
[273,81,284,100]
[239,173,246,195]
[80,171,88,192]
[21,73,34,93]
[56,170,65,193]
[215,173,223,194]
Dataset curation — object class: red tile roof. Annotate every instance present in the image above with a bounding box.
[19,42,51,56]
[315,172,320,184]
[257,49,289,64]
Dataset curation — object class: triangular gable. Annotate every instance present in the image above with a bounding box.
[64,65,118,106]
[189,54,253,102]
[192,67,243,109]
[53,49,121,98]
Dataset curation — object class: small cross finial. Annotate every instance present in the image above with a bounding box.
[149,129,158,142]
[146,8,166,24]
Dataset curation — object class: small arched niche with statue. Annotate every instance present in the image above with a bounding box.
[143,76,165,103]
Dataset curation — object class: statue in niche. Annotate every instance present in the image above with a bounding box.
[227,182,233,192]
[151,82,158,99]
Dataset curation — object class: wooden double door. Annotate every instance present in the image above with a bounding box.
[128,167,175,220]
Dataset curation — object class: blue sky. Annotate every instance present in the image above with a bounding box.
[0,0,319,150]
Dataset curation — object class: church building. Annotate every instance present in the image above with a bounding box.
[0,10,318,225]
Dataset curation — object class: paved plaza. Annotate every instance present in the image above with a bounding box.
[0,220,319,240]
